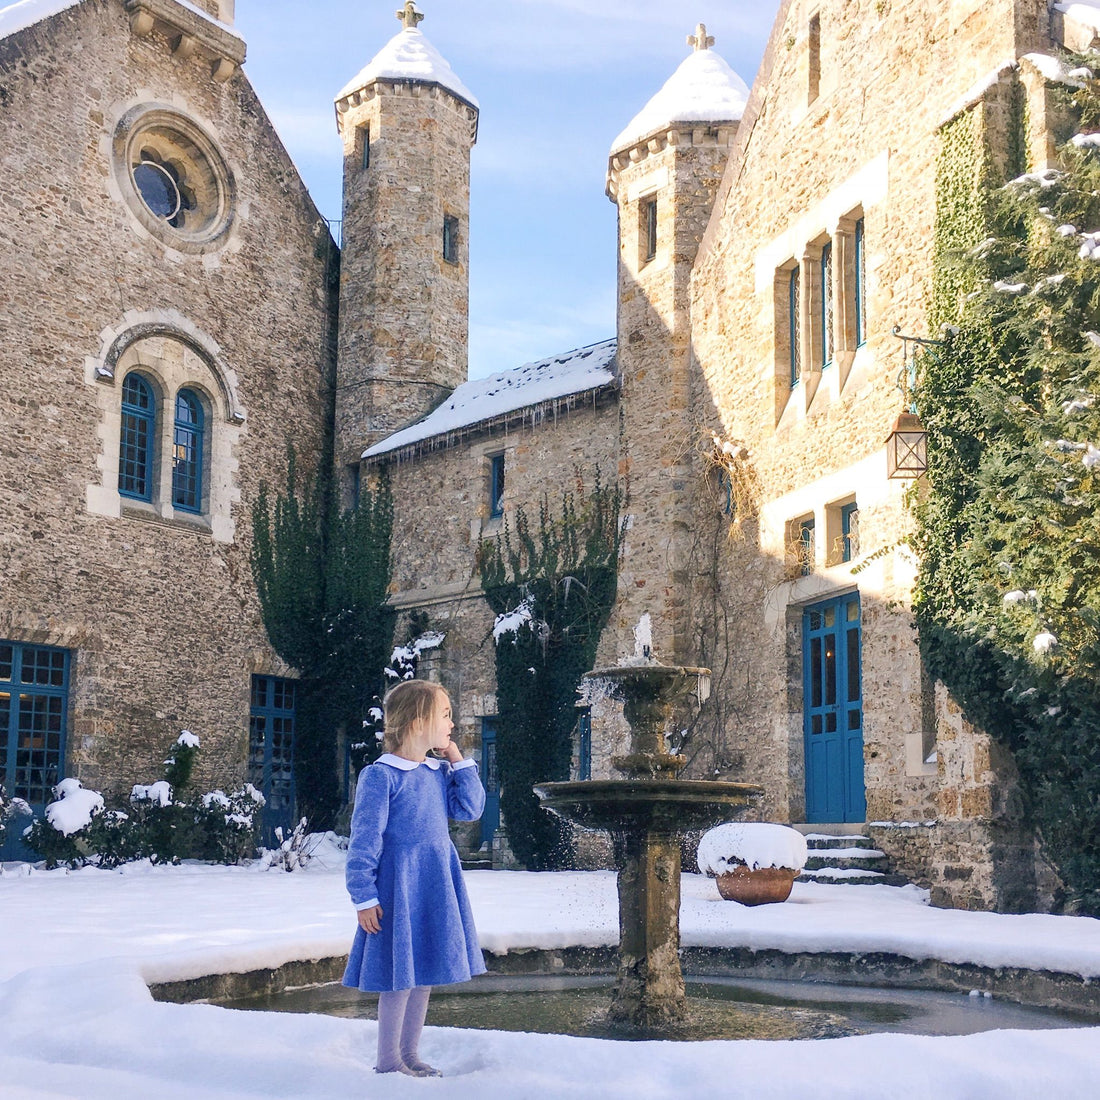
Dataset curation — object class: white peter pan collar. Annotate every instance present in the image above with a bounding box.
[376,753,477,772]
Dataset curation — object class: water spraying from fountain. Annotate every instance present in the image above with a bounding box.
[535,637,761,1034]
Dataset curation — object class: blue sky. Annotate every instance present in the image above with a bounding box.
[234,2,779,378]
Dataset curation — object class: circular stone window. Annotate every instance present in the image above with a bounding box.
[114,107,234,251]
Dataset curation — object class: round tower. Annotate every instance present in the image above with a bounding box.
[606,26,748,664]
[334,2,479,475]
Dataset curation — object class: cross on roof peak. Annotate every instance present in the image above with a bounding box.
[687,23,715,51]
[396,1,425,30]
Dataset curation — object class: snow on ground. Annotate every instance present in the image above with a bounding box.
[2,854,1100,1098]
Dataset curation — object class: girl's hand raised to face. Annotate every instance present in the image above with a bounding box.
[358,905,383,934]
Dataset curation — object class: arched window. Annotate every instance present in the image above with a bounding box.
[172,389,204,513]
[119,373,156,501]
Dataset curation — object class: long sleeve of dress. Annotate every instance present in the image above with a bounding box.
[346,765,391,909]
[444,760,486,821]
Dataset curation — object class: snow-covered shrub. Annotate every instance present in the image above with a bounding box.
[697,823,808,876]
[0,785,32,847]
[196,785,265,864]
[258,816,313,872]
[85,810,141,869]
[127,779,193,864]
[22,778,105,869]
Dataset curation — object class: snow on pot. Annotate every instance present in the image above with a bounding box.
[697,822,808,905]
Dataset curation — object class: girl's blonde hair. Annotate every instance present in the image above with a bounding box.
[383,680,448,753]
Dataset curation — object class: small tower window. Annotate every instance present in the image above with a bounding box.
[808,13,821,104]
[443,215,459,264]
[171,389,204,513]
[119,372,156,502]
[489,453,505,518]
[360,124,370,171]
[642,198,658,263]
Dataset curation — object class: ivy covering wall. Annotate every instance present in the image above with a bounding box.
[251,455,395,829]
[914,62,1100,913]
[477,474,623,870]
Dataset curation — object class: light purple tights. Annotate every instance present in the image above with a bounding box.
[375,986,439,1076]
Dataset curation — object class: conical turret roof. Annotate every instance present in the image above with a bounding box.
[337,22,478,109]
[610,28,748,154]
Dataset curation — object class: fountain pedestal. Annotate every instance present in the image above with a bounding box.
[535,664,761,1033]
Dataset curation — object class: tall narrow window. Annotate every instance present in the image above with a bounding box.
[821,241,834,368]
[855,217,867,346]
[443,215,458,264]
[789,267,802,387]
[360,123,370,171]
[249,675,296,848]
[119,372,156,502]
[172,389,204,513]
[808,13,821,104]
[489,453,505,518]
[577,708,592,781]
[643,198,658,263]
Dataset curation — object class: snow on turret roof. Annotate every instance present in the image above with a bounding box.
[610,25,749,153]
[0,0,80,41]
[337,25,477,109]
[363,339,618,461]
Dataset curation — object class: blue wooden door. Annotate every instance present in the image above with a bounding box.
[248,676,296,846]
[803,593,865,822]
[480,718,500,847]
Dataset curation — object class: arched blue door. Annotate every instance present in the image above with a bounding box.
[803,593,865,822]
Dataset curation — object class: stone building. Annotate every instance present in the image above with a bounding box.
[2,0,1096,907]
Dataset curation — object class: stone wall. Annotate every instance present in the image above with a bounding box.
[682,0,1057,907]
[0,0,334,800]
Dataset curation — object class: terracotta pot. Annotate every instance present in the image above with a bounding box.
[714,864,798,905]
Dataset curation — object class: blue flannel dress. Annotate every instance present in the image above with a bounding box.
[342,755,487,992]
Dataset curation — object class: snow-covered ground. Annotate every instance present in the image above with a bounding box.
[2,845,1100,1098]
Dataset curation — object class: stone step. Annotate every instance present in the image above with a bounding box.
[803,833,876,850]
[804,851,887,871]
[461,857,493,871]
[799,867,911,887]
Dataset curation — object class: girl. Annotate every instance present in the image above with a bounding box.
[343,679,486,1077]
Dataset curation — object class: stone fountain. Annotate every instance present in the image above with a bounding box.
[534,642,761,1032]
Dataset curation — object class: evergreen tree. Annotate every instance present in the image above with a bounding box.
[252,454,395,829]
[477,473,623,870]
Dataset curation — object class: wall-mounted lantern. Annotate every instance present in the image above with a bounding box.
[885,325,940,479]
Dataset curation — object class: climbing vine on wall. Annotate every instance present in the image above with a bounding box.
[251,452,396,829]
[914,59,1100,913]
[477,471,624,870]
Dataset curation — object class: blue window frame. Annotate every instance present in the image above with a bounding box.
[119,373,156,501]
[821,241,834,368]
[577,708,592,781]
[797,517,815,576]
[855,218,867,347]
[249,676,296,846]
[0,642,70,856]
[172,389,204,514]
[489,453,505,518]
[789,267,801,387]
[840,502,859,563]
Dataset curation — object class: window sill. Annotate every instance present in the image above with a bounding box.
[122,501,213,536]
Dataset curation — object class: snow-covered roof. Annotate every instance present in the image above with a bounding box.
[363,339,618,461]
[1056,1,1100,34]
[611,38,749,154]
[337,25,477,109]
[0,0,80,42]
